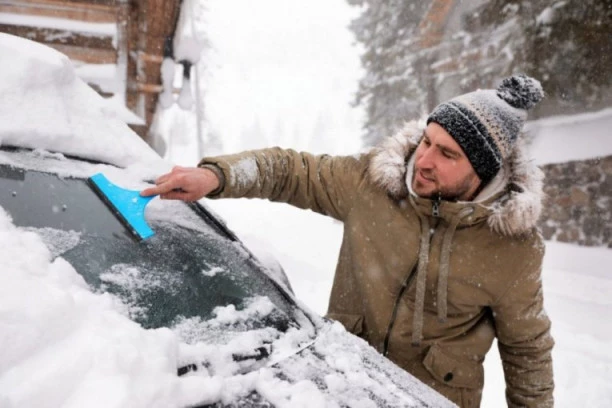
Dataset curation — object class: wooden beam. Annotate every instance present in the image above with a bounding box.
[6,0,117,9]
[0,23,115,49]
[63,0,116,6]
[0,0,117,23]
[141,0,182,133]
[134,83,181,94]
[121,0,142,120]
[48,43,117,63]
[139,52,163,64]
[135,83,163,93]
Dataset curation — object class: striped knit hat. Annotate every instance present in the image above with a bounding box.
[427,74,544,185]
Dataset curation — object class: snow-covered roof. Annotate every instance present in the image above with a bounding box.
[0,33,159,168]
[527,107,612,165]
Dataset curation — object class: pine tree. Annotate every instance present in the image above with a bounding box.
[347,0,431,145]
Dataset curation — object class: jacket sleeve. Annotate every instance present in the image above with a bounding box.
[198,148,368,222]
[491,238,554,408]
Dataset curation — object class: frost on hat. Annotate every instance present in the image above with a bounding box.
[427,74,544,185]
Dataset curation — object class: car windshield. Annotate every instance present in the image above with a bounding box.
[0,150,297,338]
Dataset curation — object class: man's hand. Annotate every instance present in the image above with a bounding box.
[140,166,220,201]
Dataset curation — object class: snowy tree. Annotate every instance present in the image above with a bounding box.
[349,0,612,145]
[347,0,431,145]
[476,0,612,116]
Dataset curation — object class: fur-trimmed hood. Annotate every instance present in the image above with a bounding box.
[367,120,544,236]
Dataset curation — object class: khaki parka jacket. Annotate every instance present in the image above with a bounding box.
[199,121,554,408]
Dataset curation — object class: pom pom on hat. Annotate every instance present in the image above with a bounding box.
[496,74,544,110]
[427,74,544,185]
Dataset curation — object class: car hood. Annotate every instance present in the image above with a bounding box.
[0,33,160,169]
[263,321,457,407]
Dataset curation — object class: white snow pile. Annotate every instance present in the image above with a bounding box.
[0,204,313,408]
[0,33,158,168]
[0,207,213,408]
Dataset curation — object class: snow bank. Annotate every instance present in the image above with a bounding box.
[482,241,612,407]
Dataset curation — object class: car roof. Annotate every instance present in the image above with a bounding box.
[0,33,160,169]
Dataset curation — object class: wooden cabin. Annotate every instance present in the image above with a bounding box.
[0,0,184,142]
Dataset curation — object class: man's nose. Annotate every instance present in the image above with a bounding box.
[416,148,435,169]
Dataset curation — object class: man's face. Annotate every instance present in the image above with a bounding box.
[412,122,482,201]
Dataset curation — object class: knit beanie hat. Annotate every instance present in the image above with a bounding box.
[427,74,544,185]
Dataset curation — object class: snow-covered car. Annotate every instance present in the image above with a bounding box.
[0,34,455,408]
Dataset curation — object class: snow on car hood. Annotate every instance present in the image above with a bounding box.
[0,33,159,168]
[0,206,456,407]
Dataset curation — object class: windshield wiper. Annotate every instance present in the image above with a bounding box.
[177,343,272,377]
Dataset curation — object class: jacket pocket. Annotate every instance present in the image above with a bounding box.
[326,313,364,336]
[423,344,484,390]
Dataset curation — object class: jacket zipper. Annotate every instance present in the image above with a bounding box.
[432,194,441,217]
[383,197,441,356]
[382,265,418,356]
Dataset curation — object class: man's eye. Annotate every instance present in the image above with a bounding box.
[442,151,453,159]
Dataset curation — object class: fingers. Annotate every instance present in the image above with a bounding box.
[140,166,216,201]
[140,186,159,197]
[140,179,179,197]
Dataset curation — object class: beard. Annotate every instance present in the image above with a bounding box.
[412,169,480,201]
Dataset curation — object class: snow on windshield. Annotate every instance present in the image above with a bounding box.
[2,205,453,408]
[100,263,182,322]
[0,206,295,407]
[0,207,216,407]
[172,297,281,344]
[23,227,81,259]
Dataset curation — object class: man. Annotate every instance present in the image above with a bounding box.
[142,74,554,407]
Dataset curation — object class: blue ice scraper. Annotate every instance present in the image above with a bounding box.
[87,173,156,241]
